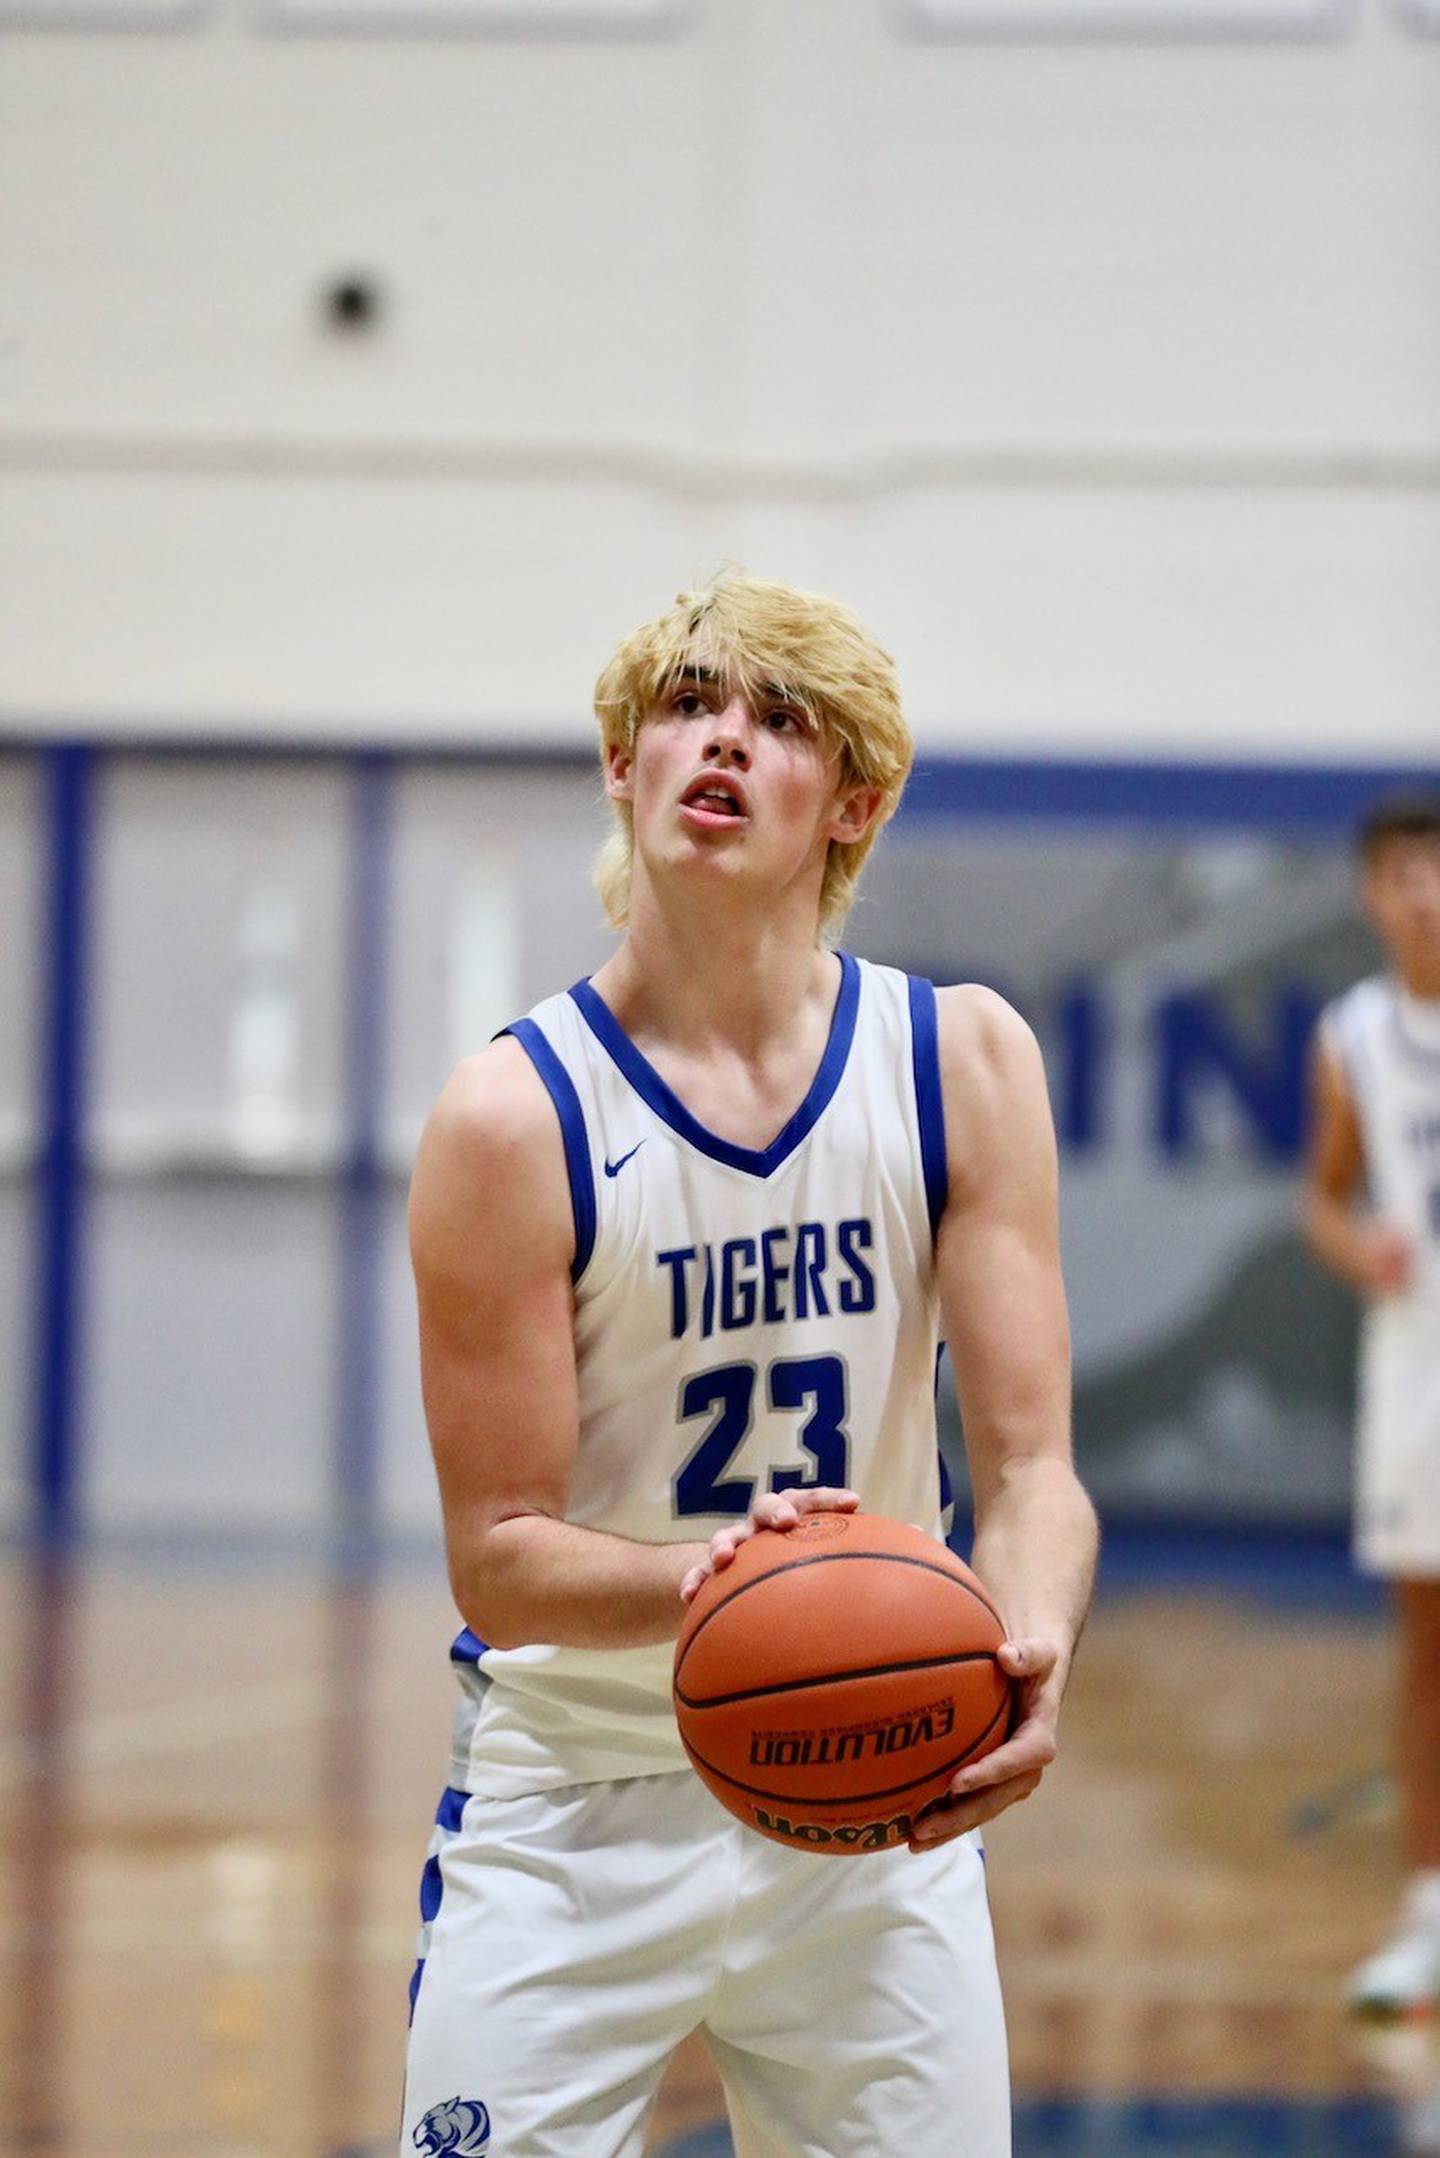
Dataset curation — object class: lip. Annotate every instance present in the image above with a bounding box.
[679,802,747,833]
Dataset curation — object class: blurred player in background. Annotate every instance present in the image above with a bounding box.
[400,574,1098,2156]
[1305,793,1440,2017]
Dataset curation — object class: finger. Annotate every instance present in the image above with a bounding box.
[911,1772,1044,1847]
[679,1566,707,1604]
[712,1520,758,1559]
[746,1488,861,1535]
[946,1725,1056,1799]
[908,1771,1043,1849]
[729,1513,774,1547]
[749,1494,801,1532]
[997,1639,1059,1682]
[788,1487,860,1514]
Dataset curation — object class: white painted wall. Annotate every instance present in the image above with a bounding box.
[1,0,1437,759]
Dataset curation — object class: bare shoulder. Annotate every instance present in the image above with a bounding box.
[420,1035,560,1164]
[932,984,1055,1195]
[934,983,1047,1105]
[410,1035,572,1278]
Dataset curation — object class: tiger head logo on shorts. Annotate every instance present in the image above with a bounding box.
[413,2096,492,2155]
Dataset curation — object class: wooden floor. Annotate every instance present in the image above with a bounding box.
[0,1545,1435,2157]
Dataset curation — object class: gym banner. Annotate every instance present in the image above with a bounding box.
[854,820,1371,1526]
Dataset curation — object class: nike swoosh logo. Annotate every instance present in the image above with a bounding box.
[603,1141,647,1178]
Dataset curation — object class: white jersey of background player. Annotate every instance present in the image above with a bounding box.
[401,574,1098,2158]
[1306,795,1440,2020]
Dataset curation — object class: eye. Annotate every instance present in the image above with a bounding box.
[763,706,803,733]
[671,690,708,718]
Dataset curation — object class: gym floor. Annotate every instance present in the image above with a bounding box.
[1,1533,1434,2158]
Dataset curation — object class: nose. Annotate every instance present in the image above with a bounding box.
[704,697,752,769]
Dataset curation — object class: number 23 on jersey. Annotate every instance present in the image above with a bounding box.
[673,1354,851,1518]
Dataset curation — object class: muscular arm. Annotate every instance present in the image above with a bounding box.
[913,986,1098,1845]
[1302,1035,1410,1297]
[938,989,1095,1651]
[410,1038,705,1652]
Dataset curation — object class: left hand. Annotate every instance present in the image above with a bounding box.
[678,1486,859,1605]
[907,1635,1067,1853]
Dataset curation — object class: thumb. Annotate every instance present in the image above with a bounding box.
[998,1638,1055,1679]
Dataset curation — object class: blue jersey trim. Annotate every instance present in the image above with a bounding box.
[449,1628,490,1666]
[568,951,862,1179]
[502,1018,596,1284]
[409,1785,471,2021]
[907,975,948,1237]
[435,1784,470,1832]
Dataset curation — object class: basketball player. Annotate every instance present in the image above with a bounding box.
[401,575,1098,2157]
[1304,793,1440,2018]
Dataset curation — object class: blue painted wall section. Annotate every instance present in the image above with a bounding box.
[31,745,95,1540]
[904,755,1440,831]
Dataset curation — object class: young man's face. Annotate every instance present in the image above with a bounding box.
[606,662,879,920]
[1361,834,1440,980]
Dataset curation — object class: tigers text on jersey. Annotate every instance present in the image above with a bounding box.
[1322,975,1440,1575]
[446,953,952,1799]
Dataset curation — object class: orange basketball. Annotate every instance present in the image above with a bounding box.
[673,1511,1013,1855]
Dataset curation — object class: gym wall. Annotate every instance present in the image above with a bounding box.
[2,0,1437,1541]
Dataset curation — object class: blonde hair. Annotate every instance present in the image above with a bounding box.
[592,573,913,938]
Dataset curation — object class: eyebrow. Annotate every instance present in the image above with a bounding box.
[670,664,809,715]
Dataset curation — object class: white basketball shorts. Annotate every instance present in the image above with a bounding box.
[1354,1304,1440,1578]
[400,1767,1010,2158]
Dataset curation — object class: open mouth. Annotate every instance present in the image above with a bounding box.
[680,776,749,823]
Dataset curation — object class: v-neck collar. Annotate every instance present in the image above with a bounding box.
[568,951,861,1178]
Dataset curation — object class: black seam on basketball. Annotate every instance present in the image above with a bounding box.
[679,1689,1012,1809]
[675,1550,1004,1687]
[675,1648,997,1713]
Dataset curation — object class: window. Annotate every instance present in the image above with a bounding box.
[0,0,208,25]
[258,0,683,31]
[901,0,1352,37]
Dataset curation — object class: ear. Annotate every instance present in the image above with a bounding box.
[605,740,635,804]
[827,782,885,847]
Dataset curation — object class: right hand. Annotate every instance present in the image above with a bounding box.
[1352,1221,1413,1298]
[679,1486,859,1605]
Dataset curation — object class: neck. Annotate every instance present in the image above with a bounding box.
[596,875,835,1057]
[1398,964,1440,1001]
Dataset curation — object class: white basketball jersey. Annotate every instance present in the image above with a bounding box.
[1322,977,1440,1574]
[447,953,952,1799]
[1322,976,1440,1316]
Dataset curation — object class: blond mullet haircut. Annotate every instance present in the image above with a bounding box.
[592,574,913,939]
